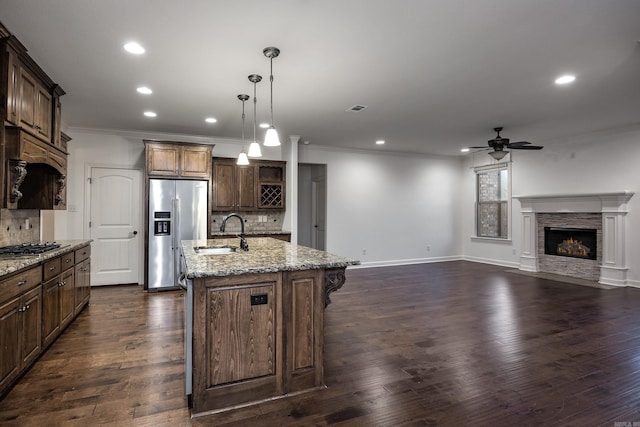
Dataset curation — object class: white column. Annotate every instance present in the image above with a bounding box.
[283,135,300,244]
[599,194,631,286]
[519,203,538,272]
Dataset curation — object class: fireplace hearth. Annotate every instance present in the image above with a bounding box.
[544,227,597,260]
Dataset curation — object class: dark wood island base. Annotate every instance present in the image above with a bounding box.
[181,238,358,416]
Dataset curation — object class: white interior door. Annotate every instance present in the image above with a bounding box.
[89,167,142,286]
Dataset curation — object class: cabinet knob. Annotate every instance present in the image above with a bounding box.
[49,266,56,271]
[17,280,27,286]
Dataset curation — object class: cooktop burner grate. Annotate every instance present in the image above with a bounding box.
[0,242,61,256]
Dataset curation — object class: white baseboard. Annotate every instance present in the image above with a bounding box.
[461,255,520,269]
[625,279,640,288]
[350,255,462,269]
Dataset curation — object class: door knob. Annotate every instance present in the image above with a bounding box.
[133,231,138,235]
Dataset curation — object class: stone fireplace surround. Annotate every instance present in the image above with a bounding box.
[513,192,634,287]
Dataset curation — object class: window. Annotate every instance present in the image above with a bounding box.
[475,164,510,239]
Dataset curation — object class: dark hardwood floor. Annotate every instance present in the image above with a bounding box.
[2,261,640,426]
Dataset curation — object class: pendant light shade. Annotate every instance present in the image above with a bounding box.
[247,141,262,157]
[264,126,280,147]
[237,151,249,165]
[247,74,263,157]
[263,47,281,147]
[237,94,250,165]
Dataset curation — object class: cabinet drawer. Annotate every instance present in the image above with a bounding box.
[75,245,91,263]
[43,257,62,282]
[61,252,75,270]
[0,266,42,304]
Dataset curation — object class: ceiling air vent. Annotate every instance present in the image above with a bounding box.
[346,104,368,112]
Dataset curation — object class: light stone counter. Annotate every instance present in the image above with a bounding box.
[181,237,359,278]
[0,240,92,277]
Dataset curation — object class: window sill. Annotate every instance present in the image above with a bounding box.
[470,236,512,243]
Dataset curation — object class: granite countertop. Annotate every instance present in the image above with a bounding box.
[181,237,359,278]
[0,240,92,277]
[210,230,292,237]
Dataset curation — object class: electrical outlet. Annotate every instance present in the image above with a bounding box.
[362,249,367,255]
[512,248,516,255]
[427,245,431,252]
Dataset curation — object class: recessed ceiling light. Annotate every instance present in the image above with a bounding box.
[460,148,470,153]
[124,42,145,55]
[376,140,385,145]
[259,123,269,129]
[136,86,152,95]
[555,74,576,85]
[205,117,217,123]
[143,111,157,118]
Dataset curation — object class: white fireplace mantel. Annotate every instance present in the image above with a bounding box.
[512,191,634,286]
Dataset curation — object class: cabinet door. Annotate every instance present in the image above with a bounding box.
[0,296,20,391]
[42,277,60,347]
[20,285,42,368]
[35,85,52,142]
[74,259,90,315]
[19,68,37,131]
[207,284,276,386]
[6,49,20,125]
[147,144,179,177]
[236,165,256,210]
[180,146,211,178]
[212,161,236,211]
[283,269,324,393]
[59,268,75,328]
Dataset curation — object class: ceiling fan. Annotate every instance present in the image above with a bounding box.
[470,127,543,160]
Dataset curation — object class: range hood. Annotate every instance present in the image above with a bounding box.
[4,127,67,210]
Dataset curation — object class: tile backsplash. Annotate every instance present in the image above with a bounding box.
[211,212,285,233]
[0,209,40,246]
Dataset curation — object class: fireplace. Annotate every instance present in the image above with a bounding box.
[513,192,634,287]
[544,227,597,260]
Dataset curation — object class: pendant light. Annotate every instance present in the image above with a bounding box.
[263,46,281,147]
[247,74,263,157]
[237,94,250,165]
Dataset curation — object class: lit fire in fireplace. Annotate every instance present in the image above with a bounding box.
[557,237,591,258]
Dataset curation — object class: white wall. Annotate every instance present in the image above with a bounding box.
[462,125,640,286]
[299,144,464,266]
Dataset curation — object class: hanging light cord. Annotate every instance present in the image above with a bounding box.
[241,99,246,143]
[253,82,257,142]
[269,57,274,126]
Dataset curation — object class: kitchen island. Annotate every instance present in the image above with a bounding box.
[181,237,359,416]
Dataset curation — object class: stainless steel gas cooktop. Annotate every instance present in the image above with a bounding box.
[0,242,61,256]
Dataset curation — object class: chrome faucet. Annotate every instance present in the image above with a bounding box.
[220,213,248,251]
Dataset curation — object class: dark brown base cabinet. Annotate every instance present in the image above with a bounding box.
[0,244,91,398]
[192,269,324,415]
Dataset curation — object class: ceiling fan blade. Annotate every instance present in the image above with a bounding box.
[468,146,489,149]
[510,145,543,150]
[506,141,530,148]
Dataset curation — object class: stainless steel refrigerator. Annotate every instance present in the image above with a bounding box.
[147,179,208,290]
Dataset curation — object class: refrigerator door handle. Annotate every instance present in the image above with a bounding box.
[173,198,180,249]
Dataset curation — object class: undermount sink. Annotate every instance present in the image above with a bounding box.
[194,245,239,255]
